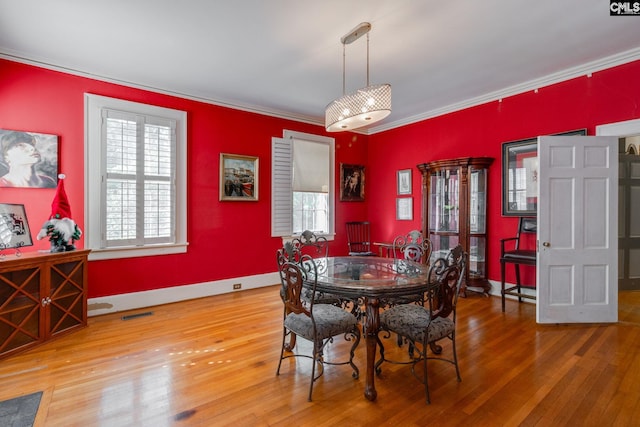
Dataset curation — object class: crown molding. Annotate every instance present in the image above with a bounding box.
[0,51,322,127]
[3,47,640,136]
[366,47,640,135]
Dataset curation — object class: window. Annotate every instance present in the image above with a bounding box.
[271,130,335,238]
[85,94,187,260]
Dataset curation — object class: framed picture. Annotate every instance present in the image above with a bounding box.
[340,163,365,201]
[396,197,413,220]
[220,153,258,201]
[0,203,33,249]
[0,129,59,188]
[502,129,586,216]
[397,169,412,195]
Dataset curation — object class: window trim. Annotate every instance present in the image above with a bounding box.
[85,94,188,260]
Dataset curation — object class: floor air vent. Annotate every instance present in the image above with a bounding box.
[121,311,153,321]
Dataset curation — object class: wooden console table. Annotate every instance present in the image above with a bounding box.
[0,249,90,359]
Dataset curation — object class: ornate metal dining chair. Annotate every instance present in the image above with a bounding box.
[291,230,345,307]
[276,251,361,401]
[292,230,329,258]
[386,230,434,346]
[346,221,375,256]
[375,245,466,404]
[385,230,433,306]
[392,229,432,265]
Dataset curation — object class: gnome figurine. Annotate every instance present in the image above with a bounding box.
[37,174,82,252]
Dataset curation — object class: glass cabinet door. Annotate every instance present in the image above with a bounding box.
[429,169,459,233]
[429,168,460,262]
[429,233,460,262]
[469,167,487,233]
[469,167,487,278]
[469,235,485,278]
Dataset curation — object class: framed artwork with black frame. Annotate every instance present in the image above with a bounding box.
[219,153,258,201]
[0,203,33,250]
[502,129,586,216]
[340,163,365,201]
[397,169,412,195]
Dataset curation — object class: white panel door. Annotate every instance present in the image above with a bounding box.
[537,136,618,323]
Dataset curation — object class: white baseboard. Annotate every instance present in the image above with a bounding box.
[87,272,280,316]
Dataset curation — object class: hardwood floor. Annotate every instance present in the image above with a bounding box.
[1,286,639,426]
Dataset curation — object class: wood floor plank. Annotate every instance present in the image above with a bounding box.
[1,286,639,426]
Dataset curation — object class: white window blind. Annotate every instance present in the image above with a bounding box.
[102,109,175,247]
[271,137,293,237]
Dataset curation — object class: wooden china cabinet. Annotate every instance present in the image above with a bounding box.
[417,157,493,296]
[0,249,89,359]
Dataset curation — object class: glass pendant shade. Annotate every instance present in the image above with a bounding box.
[325,83,391,132]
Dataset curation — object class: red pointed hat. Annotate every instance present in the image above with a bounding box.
[51,174,72,219]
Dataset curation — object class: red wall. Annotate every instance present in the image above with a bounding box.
[366,60,640,285]
[0,59,368,297]
[2,58,639,297]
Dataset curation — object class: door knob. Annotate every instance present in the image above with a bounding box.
[542,242,550,247]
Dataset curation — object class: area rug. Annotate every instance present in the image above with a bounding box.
[0,391,42,427]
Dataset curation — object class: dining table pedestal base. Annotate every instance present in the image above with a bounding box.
[363,296,380,401]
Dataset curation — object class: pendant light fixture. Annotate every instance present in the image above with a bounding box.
[325,22,391,132]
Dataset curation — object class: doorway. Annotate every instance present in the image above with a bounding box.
[618,135,640,291]
[598,119,640,324]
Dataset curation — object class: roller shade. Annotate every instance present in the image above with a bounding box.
[293,138,330,193]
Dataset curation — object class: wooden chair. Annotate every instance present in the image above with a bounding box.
[500,217,537,312]
[375,245,467,404]
[276,250,361,401]
[346,221,375,256]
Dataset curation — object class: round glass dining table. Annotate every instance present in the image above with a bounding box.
[306,256,431,401]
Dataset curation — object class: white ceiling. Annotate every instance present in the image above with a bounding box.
[1,0,640,134]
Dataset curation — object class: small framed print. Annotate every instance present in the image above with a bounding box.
[340,163,365,201]
[397,169,412,195]
[0,203,33,249]
[396,197,413,221]
[220,153,258,201]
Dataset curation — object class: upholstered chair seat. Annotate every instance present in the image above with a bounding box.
[380,304,454,345]
[285,304,359,342]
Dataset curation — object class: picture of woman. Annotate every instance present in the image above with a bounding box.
[0,130,58,188]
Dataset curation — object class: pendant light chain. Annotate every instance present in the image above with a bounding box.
[342,42,346,96]
[366,32,370,87]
